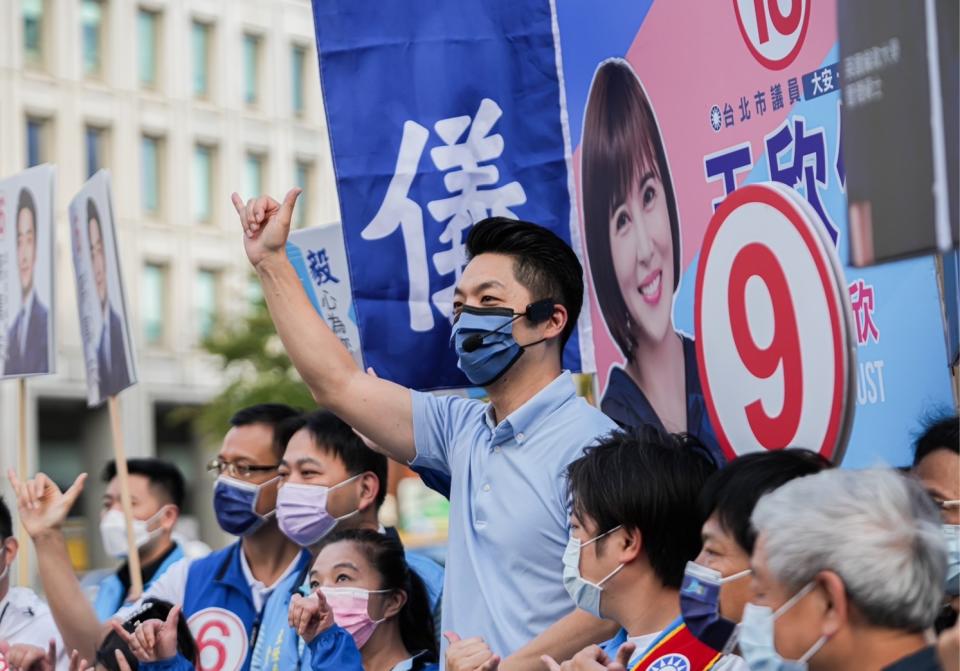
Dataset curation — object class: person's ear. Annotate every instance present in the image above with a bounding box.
[3,537,19,565]
[617,526,642,564]
[382,588,407,620]
[160,505,180,531]
[818,570,847,638]
[356,472,380,513]
[543,303,568,341]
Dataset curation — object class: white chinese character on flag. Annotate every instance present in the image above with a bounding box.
[362,98,527,332]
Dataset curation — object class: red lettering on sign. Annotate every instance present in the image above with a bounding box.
[728,242,803,448]
[196,620,229,671]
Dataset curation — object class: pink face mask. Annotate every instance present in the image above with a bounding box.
[320,586,392,649]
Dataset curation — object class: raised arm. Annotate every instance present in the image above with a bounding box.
[7,470,102,663]
[232,190,416,463]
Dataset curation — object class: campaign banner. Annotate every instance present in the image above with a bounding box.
[0,165,56,380]
[69,170,137,406]
[287,224,363,368]
[311,0,593,390]
[557,0,954,467]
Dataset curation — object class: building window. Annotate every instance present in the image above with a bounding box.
[85,125,108,177]
[193,144,214,222]
[138,9,159,89]
[23,0,45,67]
[81,0,104,78]
[242,33,260,106]
[142,135,161,214]
[26,117,49,167]
[196,270,218,340]
[291,45,306,116]
[294,160,312,228]
[142,263,167,346]
[191,20,210,99]
[244,152,264,199]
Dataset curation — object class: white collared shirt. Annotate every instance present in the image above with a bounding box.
[18,289,35,353]
[0,587,69,670]
[100,302,111,369]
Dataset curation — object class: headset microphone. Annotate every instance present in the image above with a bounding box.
[461,298,555,353]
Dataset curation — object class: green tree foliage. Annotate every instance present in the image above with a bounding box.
[190,297,315,442]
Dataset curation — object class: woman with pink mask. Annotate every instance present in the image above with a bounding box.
[582,58,723,466]
[290,529,438,671]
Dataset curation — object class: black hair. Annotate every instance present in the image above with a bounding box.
[699,448,832,555]
[86,197,101,236]
[229,403,301,458]
[913,412,960,466]
[0,496,12,539]
[465,217,584,348]
[102,458,186,509]
[280,410,389,508]
[97,598,198,670]
[276,413,307,452]
[16,187,38,245]
[317,529,437,661]
[582,59,681,362]
[566,425,717,589]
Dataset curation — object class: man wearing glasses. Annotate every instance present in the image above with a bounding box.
[8,404,310,670]
[910,413,959,635]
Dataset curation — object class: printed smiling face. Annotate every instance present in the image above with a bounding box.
[582,58,680,360]
[608,165,675,348]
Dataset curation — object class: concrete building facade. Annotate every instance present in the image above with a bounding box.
[0,0,339,577]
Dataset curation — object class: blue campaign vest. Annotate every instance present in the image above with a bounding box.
[94,544,186,621]
[249,562,311,671]
[182,543,311,671]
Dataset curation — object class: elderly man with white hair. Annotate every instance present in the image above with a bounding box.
[742,468,947,671]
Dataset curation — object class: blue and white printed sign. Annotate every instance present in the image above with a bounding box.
[312,0,592,390]
[287,224,363,369]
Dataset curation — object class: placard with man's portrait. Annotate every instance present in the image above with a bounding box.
[0,164,56,380]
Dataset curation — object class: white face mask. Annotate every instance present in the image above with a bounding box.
[561,525,625,619]
[738,582,828,671]
[99,507,167,559]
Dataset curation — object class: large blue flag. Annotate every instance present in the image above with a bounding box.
[312,0,592,390]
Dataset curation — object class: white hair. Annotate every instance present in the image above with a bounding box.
[752,468,946,631]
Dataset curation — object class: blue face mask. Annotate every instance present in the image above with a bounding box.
[561,526,624,619]
[680,561,751,652]
[739,583,827,671]
[213,475,279,536]
[450,302,552,387]
[944,524,960,597]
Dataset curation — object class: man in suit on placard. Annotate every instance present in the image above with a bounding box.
[4,187,49,376]
[87,197,131,399]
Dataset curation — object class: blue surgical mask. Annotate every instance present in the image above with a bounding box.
[213,475,279,536]
[561,526,624,618]
[944,524,960,597]
[680,561,750,652]
[738,583,827,671]
[450,305,548,387]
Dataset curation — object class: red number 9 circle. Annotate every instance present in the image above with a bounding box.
[695,183,855,462]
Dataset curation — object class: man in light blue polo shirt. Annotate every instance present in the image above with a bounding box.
[232,189,618,665]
